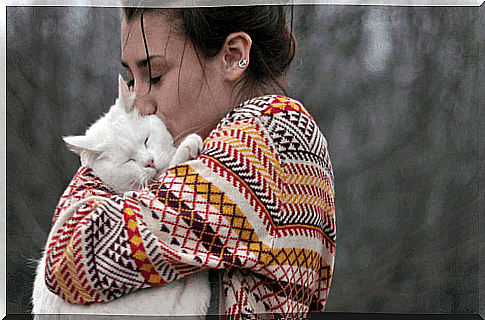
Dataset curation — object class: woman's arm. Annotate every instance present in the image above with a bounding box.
[44,96,336,312]
[44,118,275,304]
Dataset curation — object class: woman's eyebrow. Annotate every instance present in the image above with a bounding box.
[121,55,165,69]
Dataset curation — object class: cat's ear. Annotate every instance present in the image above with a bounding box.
[63,136,101,164]
[64,135,95,153]
[119,74,136,113]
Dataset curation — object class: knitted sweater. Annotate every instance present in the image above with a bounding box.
[44,95,336,317]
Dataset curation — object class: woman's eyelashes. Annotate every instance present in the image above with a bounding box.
[150,76,162,85]
[126,76,162,90]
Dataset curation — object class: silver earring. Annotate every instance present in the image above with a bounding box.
[238,60,248,69]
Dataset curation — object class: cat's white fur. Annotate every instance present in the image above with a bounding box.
[63,75,202,195]
[32,76,210,319]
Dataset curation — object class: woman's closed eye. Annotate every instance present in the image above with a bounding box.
[126,76,161,90]
[150,76,162,85]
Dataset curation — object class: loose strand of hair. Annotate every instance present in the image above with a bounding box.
[122,8,142,50]
[177,40,187,108]
[140,12,152,94]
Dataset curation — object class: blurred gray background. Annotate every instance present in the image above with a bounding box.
[6,5,484,315]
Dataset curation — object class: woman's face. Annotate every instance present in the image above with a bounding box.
[121,10,230,144]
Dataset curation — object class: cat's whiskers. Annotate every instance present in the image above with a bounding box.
[129,178,139,191]
[117,175,140,193]
[140,170,159,189]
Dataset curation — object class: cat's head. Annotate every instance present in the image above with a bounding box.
[63,75,176,194]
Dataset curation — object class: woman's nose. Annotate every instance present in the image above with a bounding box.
[133,96,156,115]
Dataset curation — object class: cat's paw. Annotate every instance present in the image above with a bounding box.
[170,134,203,167]
[181,134,204,159]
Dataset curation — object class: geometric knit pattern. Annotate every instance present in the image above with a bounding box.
[44,95,336,318]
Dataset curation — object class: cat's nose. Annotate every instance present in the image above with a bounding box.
[145,158,155,168]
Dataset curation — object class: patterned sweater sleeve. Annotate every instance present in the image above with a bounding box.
[44,95,336,313]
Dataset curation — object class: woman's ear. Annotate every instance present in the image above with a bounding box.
[220,32,252,82]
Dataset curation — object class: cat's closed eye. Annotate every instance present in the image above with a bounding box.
[144,136,149,148]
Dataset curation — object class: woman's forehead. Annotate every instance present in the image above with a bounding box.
[122,10,179,41]
[121,10,183,60]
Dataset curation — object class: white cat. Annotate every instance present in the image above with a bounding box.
[32,76,210,320]
[63,75,202,195]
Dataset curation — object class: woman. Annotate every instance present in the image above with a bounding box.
[43,6,336,318]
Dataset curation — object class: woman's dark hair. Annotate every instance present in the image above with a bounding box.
[123,6,296,104]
